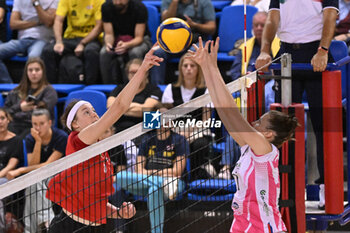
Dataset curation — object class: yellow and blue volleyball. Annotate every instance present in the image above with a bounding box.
[156,18,192,54]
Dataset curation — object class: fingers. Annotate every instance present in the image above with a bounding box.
[214,37,220,52]
[148,42,160,55]
[198,37,203,48]
[204,40,210,51]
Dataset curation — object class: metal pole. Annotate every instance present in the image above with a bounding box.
[281,53,292,106]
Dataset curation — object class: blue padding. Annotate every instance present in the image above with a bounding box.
[187,193,234,201]
[84,84,117,94]
[217,52,235,62]
[188,179,236,193]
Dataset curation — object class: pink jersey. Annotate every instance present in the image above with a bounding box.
[230,144,286,233]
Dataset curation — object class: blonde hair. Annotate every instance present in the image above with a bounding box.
[174,53,205,88]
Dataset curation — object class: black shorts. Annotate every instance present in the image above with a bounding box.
[48,210,108,233]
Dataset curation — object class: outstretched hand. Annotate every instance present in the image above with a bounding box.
[187,37,220,68]
[118,201,136,219]
[141,43,164,71]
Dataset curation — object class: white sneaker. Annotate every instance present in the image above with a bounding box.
[163,177,178,200]
[318,184,325,210]
[217,168,231,180]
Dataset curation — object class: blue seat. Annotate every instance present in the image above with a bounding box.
[329,40,348,100]
[0,94,4,107]
[187,179,236,201]
[84,84,117,94]
[146,4,160,44]
[64,90,107,117]
[217,5,258,62]
[5,9,28,63]
[157,84,166,92]
[142,0,161,9]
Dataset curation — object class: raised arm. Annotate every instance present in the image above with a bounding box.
[190,38,272,155]
[78,46,163,145]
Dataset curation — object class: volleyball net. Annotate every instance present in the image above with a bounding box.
[0,69,261,233]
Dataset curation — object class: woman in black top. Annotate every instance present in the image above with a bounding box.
[161,53,216,180]
[107,58,162,134]
[0,108,23,232]
[4,57,58,138]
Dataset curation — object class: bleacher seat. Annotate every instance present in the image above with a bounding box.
[84,84,117,94]
[329,40,348,100]
[217,5,258,62]
[146,4,160,44]
[5,8,28,63]
[64,90,107,117]
[187,179,236,201]
[0,94,4,107]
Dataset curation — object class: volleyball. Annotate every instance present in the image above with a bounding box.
[156,17,192,54]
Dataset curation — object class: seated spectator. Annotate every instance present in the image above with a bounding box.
[41,0,103,84]
[107,58,162,134]
[231,0,270,12]
[116,106,189,233]
[100,0,152,84]
[0,0,57,83]
[6,108,68,233]
[149,0,216,85]
[162,53,215,180]
[4,57,58,139]
[0,108,23,233]
[229,12,279,81]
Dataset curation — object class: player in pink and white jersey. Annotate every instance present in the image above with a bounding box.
[188,37,298,233]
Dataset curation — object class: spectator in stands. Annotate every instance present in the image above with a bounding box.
[4,57,58,139]
[231,0,270,12]
[6,108,67,233]
[41,0,103,84]
[229,12,280,81]
[100,0,152,84]
[116,106,189,233]
[149,0,216,85]
[0,0,57,83]
[0,108,23,232]
[162,53,216,180]
[107,58,162,134]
